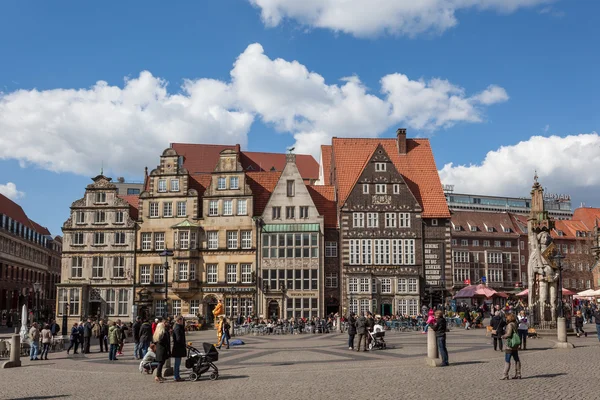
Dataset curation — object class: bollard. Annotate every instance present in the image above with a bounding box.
[2,334,22,369]
[425,328,441,367]
[336,316,341,333]
[163,357,174,377]
[554,317,574,349]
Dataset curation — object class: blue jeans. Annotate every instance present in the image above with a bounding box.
[174,357,182,380]
[348,334,355,348]
[218,333,230,348]
[596,324,600,341]
[30,341,39,360]
[133,341,141,359]
[141,341,149,358]
[437,336,448,365]
[109,344,118,360]
[505,351,520,363]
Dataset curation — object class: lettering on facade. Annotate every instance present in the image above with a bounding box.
[203,287,255,293]
[424,242,444,286]
[287,291,317,297]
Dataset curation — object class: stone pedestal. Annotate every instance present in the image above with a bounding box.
[554,317,574,349]
[425,329,441,367]
[1,334,22,369]
[336,316,341,333]
[163,357,173,377]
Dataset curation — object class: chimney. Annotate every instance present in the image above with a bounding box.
[396,128,407,154]
[235,144,241,154]
[286,153,296,164]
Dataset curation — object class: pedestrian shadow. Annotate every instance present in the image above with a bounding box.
[448,361,487,366]
[210,374,249,381]
[522,373,567,379]
[11,396,70,400]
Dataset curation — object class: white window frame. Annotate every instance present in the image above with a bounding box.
[207,264,218,284]
[399,213,410,228]
[149,202,159,218]
[93,232,105,245]
[170,179,180,192]
[209,200,219,216]
[362,184,369,194]
[223,200,233,216]
[381,278,392,294]
[141,232,152,251]
[353,213,364,228]
[178,231,189,250]
[176,201,186,217]
[241,264,252,284]
[227,231,238,249]
[106,289,116,315]
[76,211,85,224]
[114,232,126,245]
[299,206,309,219]
[241,231,252,249]
[72,232,84,245]
[325,273,338,288]
[217,177,226,190]
[230,176,239,190]
[367,212,379,228]
[140,265,150,284]
[117,289,129,315]
[154,232,165,251]
[94,211,106,224]
[207,231,218,249]
[226,264,237,284]
[348,278,358,293]
[393,184,400,194]
[172,299,181,316]
[408,278,418,293]
[71,257,83,278]
[375,184,386,194]
[237,199,248,216]
[163,202,173,217]
[375,162,386,172]
[92,256,104,278]
[325,242,338,258]
[398,278,407,293]
[115,211,124,224]
[190,299,200,315]
[178,262,188,281]
[385,213,396,228]
[158,179,167,193]
[154,264,164,284]
[359,278,370,293]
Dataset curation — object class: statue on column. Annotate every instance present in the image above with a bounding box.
[212,299,225,345]
[526,173,557,324]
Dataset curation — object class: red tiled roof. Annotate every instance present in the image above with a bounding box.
[451,211,519,236]
[29,220,51,236]
[552,219,591,239]
[320,145,332,185]
[117,195,140,220]
[307,185,337,228]
[172,143,237,176]
[189,174,212,197]
[508,213,528,235]
[246,171,281,216]
[171,143,319,180]
[572,207,600,230]
[331,138,450,218]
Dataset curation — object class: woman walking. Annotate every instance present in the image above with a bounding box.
[501,313,521,380]
[108,321,120,361]
[347,313,357,350]
[40,324,52,360]
[153,322,171,383]
[67,322,80,354]
[217,318,231,349]
[575,310,587,337]
[517,310,529,350]
[490,311,506,351]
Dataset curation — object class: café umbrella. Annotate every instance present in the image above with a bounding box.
[454,284,498,299]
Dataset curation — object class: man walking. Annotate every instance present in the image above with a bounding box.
[49,319,60,337]
[139,318,152,358]
[355,312,368,352]
[431,310,449,366]
[28,322,40,361]
[98,319,109,353]
[172,316,187,382]
[132,316,142,360]
[593,307,600,342]
[83,318,92,354]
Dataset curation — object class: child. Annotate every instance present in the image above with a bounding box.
[139,343,158,374]
[423,309,436,334]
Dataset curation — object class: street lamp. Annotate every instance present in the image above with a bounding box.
[553,251,565,319]
[33,281,42,323]
[159,249,174,319]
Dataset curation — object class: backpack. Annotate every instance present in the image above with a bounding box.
[507,324,521,348]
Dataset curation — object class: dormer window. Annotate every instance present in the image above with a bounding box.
[375,162,386,172]
[558,230,564,237]
[468,224,477,232]
[452,223,461,231]
[95,192,106,203]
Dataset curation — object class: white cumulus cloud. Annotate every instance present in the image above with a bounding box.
[0,43,508,174]
[0,182,25,200]
[249,0,556,37]
[439,133,600,201]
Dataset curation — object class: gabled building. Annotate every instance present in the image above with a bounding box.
[256,153,329,319]
[1,194,62,325]
[323,130,451,316]
[136,149,200,320]
[199,149,257,322]
[450,211,524,293]
[58,175,137,326]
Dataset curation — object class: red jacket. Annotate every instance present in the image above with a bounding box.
[151,322,157,334]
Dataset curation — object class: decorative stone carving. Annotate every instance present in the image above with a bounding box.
[372,195,391,205]
[90,288,102,301]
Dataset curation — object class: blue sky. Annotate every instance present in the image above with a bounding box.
[0,0,598,236]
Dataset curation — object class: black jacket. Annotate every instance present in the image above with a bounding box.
[575,315,584,328]
[83,322,92,338]
[356,316,367,334]
[139,322,152,344]
[132,321,141,342]
[171,323,187,358]
[490,316,506,337]
[50,323,60,335]
[99,323,109,337]
[155,332,171,362]
[347,316,357,335]
[593,310,600,324]
[431,316,447,338]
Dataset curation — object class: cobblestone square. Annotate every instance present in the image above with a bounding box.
[1,327,598,400]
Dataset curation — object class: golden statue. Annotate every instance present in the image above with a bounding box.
[212,300,225,345]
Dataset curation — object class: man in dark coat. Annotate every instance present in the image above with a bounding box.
[171,316,187,382]
[83,318,92,354]
[132,316,142,360]
[49,319,60,336]
[98,319,109,353]
[355,312,368,352]
[139,319,152,357]
[347,313,357,350]
[431,310,449,366]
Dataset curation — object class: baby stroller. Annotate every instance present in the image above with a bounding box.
[185,342,219,381]
[368,326,387,350]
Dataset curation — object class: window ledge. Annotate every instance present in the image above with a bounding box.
[114,222,125,225]
[92,222,108,226]
[111,277,126,280]
[69,277,86,280]
[113,243,128,247]
[92,244,107,247]
[91,277,106,280]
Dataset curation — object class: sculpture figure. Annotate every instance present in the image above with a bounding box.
[212,299,225,345]
[528,231,558,322]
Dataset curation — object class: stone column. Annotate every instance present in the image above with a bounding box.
[554,317,574,349]
[425,328,441,366]
[1,334,22,369]
[336,316,341,333]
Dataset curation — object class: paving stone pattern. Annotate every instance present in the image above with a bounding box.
[1,326,598,400]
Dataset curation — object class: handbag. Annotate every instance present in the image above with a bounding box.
[491,329,497,335]
[507,325,521,347]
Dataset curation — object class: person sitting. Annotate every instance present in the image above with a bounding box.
[139,343,159,374]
